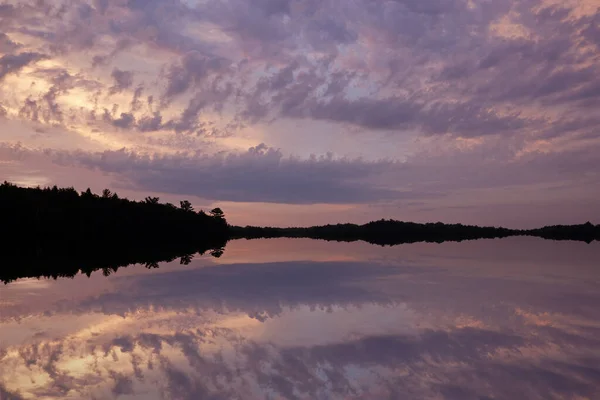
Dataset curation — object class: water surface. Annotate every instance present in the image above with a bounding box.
[1,237,600,399]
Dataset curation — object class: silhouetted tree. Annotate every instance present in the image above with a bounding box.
[180,254,194,265]
[210,248,224,258]
[210,207,225,220]
[180,200,194,212]
[145,196,160,204]
[82,188,94,199]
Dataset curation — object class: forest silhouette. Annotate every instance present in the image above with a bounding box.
[232,221,600,244]
[1,181,227,282]
[1,182,598,283]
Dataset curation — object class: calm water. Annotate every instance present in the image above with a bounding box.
[1,237,600,400]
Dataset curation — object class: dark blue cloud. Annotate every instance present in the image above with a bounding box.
[0,51,46,80]
[47,145,412,204]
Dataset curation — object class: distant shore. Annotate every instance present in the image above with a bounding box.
[231,220,599,245]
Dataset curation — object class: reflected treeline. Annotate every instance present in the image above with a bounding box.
[231,220,600,245]
[1,240,226,283]
[1,182,598,283]
[525,223,600,242]
[0,182,228,283]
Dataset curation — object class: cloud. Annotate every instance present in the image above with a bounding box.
[162,51,232,100]
[164,81,234,133]
[220,0,600,139]
[0,32,21,53]
[0,385,24,400]
[282,95,527,136]
[3,0,600,141]
[137,112,163,132]
[109,68,134,94]
[303,17,358,51]
[18,97,41,122]
[4,316,599,400]
[0,52,46,80]
[77,260,406,319]
[2,137,599,210]
[109,372,134,396]
[112,112,136,129]
[47,144,406,204]
[0,3,16,20]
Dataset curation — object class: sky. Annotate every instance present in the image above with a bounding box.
[1,0,599,228]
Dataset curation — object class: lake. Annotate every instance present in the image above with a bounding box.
[1,237,599,399]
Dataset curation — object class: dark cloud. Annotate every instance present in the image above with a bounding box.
[165,82,234,133]
[18,97,40,122]
[94,0,109,14]
[304,17,358,50]
[3,136,599,209]
[41,87,63,123]
[294,328,524,367]
[112,112,136,129]
[305,95,419,130]
[130,86,144,112]
[0,3,16,19]
[242,86,526,137]
[138,112,163,132]
[0,52,46,80]
[110,68,134,94]
[0,385,24,400]
[47,144,406,204]
[0,32,21,53]
[201,0,291,48]
[161,362,227,400]
[78,260,406,318]
[386,0,466,16]
[111,336,136,353]
[254,0,293,16]
[109,372,134,396]
[163,51,232,99]
[558,79,600,107]
[33,67,102,92]
[91,39,133,68]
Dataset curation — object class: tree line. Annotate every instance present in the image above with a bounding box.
[1,181,227,239]
[230,220,516,245]
[232,221,599,245]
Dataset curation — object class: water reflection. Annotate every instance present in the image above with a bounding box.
[1,238,600,399]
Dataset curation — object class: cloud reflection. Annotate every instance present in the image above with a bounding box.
[1,238,599,399]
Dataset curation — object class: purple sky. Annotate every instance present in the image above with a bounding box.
[1,0,599,227]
